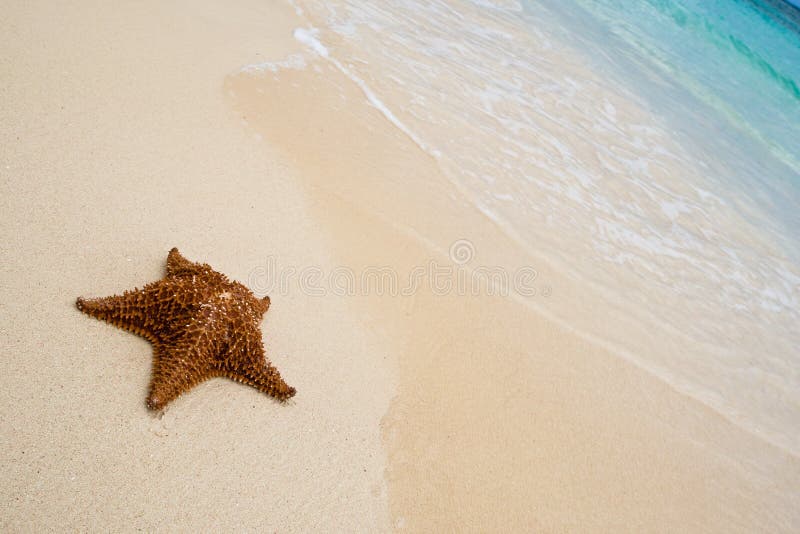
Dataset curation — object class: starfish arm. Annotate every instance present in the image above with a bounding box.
[223,337,295,401]
[146,340,214,410]
[76,286,165,342]
[256,295,271,316]
[166,247,207,278]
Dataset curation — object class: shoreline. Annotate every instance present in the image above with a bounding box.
[253,3,800,457]
[227,50,800,530]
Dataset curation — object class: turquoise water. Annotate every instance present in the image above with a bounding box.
[536,0,800,236]
[542,0,800,171]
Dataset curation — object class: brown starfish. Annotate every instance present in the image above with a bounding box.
[76,248,295,410]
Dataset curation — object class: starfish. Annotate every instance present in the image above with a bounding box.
[76,248,296,410]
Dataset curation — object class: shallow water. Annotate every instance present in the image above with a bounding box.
[555,0,800,177]
[265,0,800,454]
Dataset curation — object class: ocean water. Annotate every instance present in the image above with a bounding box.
[273,0,800,454]
[555,0,800,178]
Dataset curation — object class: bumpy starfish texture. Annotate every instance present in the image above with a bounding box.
[76,248,295,410]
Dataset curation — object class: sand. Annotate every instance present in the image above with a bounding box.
[2,1,391,530]
[2,0,798,532]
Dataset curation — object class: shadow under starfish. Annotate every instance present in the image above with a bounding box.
[76,247,296,410]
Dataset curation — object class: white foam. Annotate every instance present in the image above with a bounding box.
[293,27,329,58]
[468,0,524,12]
[241,54,307,74]
[660,199,691,221]
[292,25,438,158]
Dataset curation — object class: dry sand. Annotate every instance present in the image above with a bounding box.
[2,1,391,530]
[2,0,799,532]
